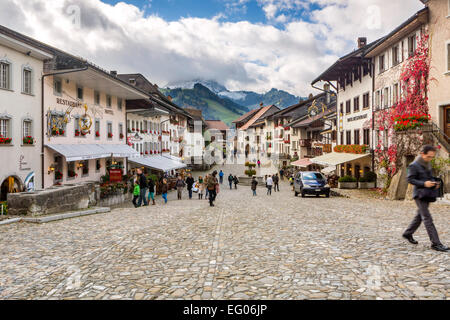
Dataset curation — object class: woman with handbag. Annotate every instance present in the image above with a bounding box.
[403,145,449,252]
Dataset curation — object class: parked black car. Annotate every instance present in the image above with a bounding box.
[294,172,330,198]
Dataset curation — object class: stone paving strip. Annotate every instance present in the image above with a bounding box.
[0,164,448,300]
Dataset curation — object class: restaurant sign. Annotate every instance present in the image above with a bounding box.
[347,114,368,122]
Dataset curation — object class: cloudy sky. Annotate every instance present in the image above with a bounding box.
[1,0,424,95]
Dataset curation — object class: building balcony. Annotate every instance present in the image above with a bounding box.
[299,139,312,147]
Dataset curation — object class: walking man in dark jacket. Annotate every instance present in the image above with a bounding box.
[273,174,280,192]
[228,174,234,190]
[207,171,219,207]
[137,169,149,207]
[251,176,258,196]
[186,173,195,200]
[403,145,449,252]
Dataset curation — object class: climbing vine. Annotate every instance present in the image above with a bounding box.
[373,32,432,192]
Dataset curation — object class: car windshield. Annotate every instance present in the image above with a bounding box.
[303,173,325,181]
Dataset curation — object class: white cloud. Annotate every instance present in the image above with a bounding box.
[0,0,425,96]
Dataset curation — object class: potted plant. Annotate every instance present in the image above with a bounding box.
[358,172,377,189]
[338,175,358,189]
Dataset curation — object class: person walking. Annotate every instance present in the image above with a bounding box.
[403,145,449,252]
[219,170,224,184]
[205,174,210,200]
[207,171,219,207]
[279,168,285,181]
[198,176,205,200]
[251,176,258,196]
[137,169,149,207]
[147,177,156,206]
[176,176,186,200]
[186,173,195,200]
[233,175,239,189]
[266,175,273,196]
[132,178,140,208]
[257,159,261,169]
[228,174,234,190]
[161,178,169,204]
[273,174,280,192]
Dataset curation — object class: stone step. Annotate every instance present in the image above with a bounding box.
[21,207,111,224]
[0,218,22,226]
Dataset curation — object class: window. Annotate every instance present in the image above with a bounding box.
[95,120,100,139]
[23,120,32,139]
[379,55,385,73]
[22,68,32,94]
[408,35,416,58]
[0,118,10,138]
[81,160,89,176]
[340,132,344,145]
[375,91,381,110]
[107,122,113,139]
[346,100,351,114]
[447,43,450,72]
[393,83,399,104]
[74,116,81,136]
[96,160,101,172]
[67,162,76,179]
[346,131,351,145]
[106,95,112,108]
[119,123,123,139]
[354,129,360,145]
[353,96,360,112]
[54,78,62,96]
[363,93,370,109]
[117,98,123,111]
[77,86,83,100]
[144,121,148,132]
[94,91,100,105]
[340,103,344,114]
[384,88,389,108]
[392,45,400,66]
[363,129,370,146]
[0,62,11,90]
[129,78,136,85]
[383,131,388,148]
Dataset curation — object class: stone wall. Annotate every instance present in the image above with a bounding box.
[7,182,98,217]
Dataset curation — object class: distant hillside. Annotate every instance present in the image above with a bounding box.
[160,84,249,126]
[222,88,305,110]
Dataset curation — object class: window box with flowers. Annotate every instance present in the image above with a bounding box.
[119,133,124,140]
[393,113,430,132]
[52,128,65,137]
[23,136,34,145]
[0,135,12,145]
[108,133,113,139]
[55,170,63,181]
[128,129,132,134]
[68,170,78,179]
[95,131,100,138]
[334,144,370,154]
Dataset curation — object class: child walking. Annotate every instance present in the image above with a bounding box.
[132,179,140,208]
[161,179,169,204]
[198,176,205,200]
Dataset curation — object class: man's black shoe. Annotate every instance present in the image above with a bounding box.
[403,234,418,245]
[431,244,449,252]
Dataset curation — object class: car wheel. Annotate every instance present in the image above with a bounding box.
[316,194,320,198]
[301,192,305,198]
[326,193,330,198]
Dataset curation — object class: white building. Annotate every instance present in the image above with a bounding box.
[0,26,53,200]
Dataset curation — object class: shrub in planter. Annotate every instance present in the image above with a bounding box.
[245,169,257,177]
[363,172,377,183]
[338,175,357,183]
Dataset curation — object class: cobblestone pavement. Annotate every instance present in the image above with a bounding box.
[0,165,448,300]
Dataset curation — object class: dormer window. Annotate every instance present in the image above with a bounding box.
[129,78,136,85]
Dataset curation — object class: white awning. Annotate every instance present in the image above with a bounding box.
[311,152,370,167]
[321,166,337,174]
[101,144,139,158]
[46,144,139,162]
[129,156,187,172]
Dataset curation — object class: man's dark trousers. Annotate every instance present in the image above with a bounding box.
[138,188,148,207]
[209,190,217,206]
[404,199,442,246]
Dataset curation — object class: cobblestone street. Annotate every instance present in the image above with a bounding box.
[0,165,448,300]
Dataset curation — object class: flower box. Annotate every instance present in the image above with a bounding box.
[119,133,124,139]
[393,113,431,132]
[334,144,369,154]
[108,133,113,138]
[0,136,12,144]
[23,136,34,145]
[95,131,100,137]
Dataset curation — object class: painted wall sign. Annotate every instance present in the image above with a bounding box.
[56,98,83,108]
[347,114,368,122]
[19,155,31,171]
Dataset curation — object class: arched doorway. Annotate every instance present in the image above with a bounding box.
[1,176,23,201]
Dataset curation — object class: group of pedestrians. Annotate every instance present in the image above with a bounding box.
[251,174,280,196]
[132,168,158,208]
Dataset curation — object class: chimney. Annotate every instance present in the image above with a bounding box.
[357,37,367,49]
[324,83,331,104]
[260,102,264,107]
[110,70,117,77]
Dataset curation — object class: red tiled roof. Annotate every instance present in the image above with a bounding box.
[205,120,229,131]
[239,106,273,131]
[232,108,259,123]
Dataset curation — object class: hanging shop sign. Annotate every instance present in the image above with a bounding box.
[109,169,123,183]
